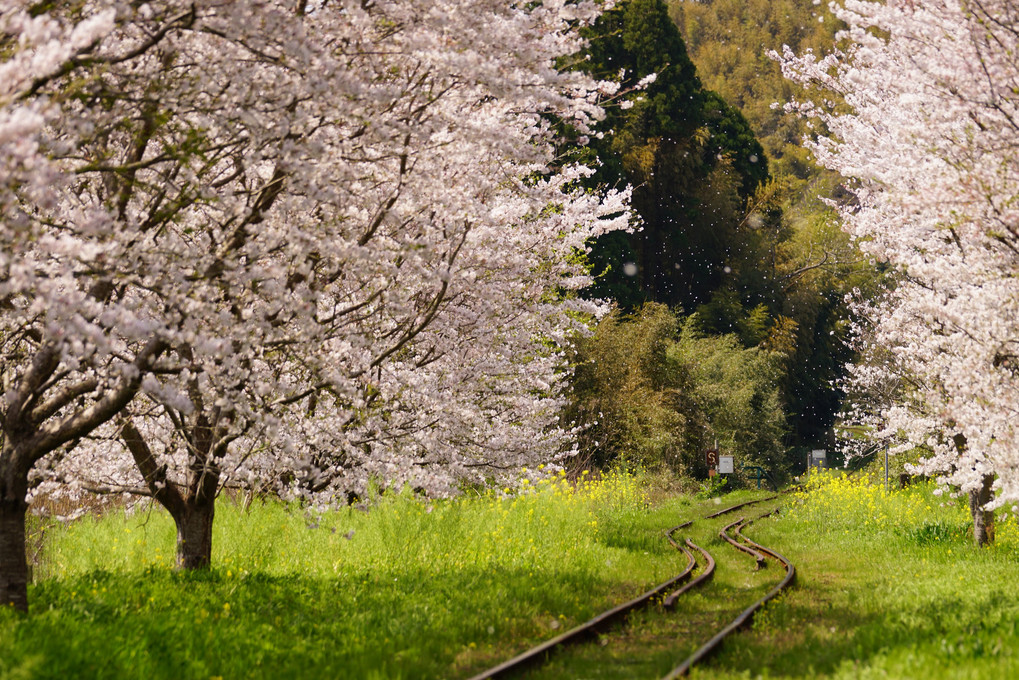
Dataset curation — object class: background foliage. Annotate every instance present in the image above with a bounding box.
[565,304,787,483]
[566,0,882,480]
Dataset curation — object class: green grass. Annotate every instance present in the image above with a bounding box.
[2,470,715,680]
[520,494,788,679]
[690,472,1019,679]
[7,470,1016,679]
[497,472,1019,680]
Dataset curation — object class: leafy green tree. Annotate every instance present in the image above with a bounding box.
[671,317,788,476]
[775,205,885,455]
[659,1,890,455]
[565,304,703,473]
[566,304,789,481]
[578,0,770,312]
[571,0,886,467]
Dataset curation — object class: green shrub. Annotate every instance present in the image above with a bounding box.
[565,303,789,481]
[671,315,789,479]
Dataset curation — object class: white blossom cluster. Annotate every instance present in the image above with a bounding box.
[1,0,630,517]
[776,0,1019,505]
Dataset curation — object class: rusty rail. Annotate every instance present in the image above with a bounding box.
[466,495,781,679]
[663,539,714,610]
[719,517,767,570]
[467,530,697,680]
[704,495,778,519]
[661,512,795,679]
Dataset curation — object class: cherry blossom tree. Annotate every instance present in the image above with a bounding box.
[776,0,1019,543]
[2,0,629,604]
[1,1,147,612]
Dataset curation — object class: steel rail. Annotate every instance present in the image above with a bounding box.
[719,517,767,570]
[661,512,795,679]
[734,521,790,568]
[467,532,698,680]
[661,522,716,610]
[663,539,715,610]
[465,495,780,679]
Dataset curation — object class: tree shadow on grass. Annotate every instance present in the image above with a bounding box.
[697,578,1019,678]
[0,564,650,680]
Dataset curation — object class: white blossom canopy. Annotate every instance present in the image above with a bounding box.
[777,0,1019,505]
[1,0,631,508]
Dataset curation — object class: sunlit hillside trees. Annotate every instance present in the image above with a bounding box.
[564,0,876,471]
[668,0,842,183]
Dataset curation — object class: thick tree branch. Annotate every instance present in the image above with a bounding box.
[28,379,100,427]
[17,336,168,471]
[118,415,186,518]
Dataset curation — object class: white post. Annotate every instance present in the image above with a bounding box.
[884,444,889,493]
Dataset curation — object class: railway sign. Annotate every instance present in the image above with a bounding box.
[705,449,719,469]
[718,456,734,474]
[810,449,827,471]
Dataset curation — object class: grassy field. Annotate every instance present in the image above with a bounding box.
[515,472,1019,679]
[3,470,1018,679]
[696,472,1019,679]
[1,471,720,680]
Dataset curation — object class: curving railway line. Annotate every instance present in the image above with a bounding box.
[466,494,795,680]
[662,511,795,679]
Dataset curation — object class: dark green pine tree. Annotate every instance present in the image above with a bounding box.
[578,0,769,314]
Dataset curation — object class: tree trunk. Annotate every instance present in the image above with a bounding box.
[970,473,995,547]
[0,496,29,611]
[174,500,214,570]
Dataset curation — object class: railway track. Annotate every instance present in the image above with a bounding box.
[466,494,792,680]
[662,512,795,679]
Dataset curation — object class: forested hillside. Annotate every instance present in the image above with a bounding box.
[667,0,841,183]
[568,0,880,480]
